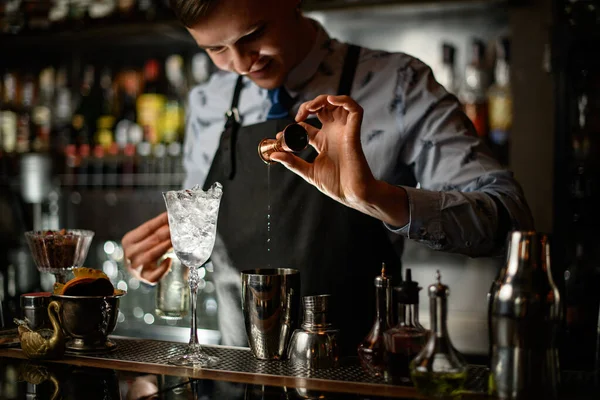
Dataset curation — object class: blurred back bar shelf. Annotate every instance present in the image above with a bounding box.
[0,0,518,48]
[0,0,521,349]
[1,0,599,365]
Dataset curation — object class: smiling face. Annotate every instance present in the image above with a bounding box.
[186,0,315,89]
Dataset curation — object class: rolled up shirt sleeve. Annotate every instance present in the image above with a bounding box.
[384,59,534,257]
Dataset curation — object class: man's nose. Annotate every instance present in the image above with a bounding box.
[230,47,259,75]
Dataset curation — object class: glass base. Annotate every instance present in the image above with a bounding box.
[168,345,218,368]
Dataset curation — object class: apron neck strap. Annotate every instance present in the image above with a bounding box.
[226,75,245,122]
[337,44,361,96]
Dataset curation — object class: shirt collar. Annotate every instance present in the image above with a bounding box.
[284,19,332,95]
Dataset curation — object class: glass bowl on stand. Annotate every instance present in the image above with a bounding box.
[24,230,95,284]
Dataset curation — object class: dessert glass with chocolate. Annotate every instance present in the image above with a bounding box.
[24,229,95,283]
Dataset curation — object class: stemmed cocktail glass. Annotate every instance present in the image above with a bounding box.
[25,229,95,284]
[162,182,223,367]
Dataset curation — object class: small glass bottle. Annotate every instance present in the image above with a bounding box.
[410,271,467,398]
[357,264,393,377]
[383,269,428,385]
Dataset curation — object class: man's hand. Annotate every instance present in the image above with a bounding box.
[270,95,410,227]
[121,212,173,285]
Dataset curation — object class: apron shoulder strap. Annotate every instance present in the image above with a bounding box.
[337,45,361,96]
[221,75,245,180]
[228,75,245,117]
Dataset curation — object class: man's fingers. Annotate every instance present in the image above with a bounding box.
[122,212,169,246]
[270,152,313,183]
[125,224,171,263]
[327,95,363,124]
[140,257,173,284]
[326,95,363,113]
[129,239,173,272]
[295,95,332,122]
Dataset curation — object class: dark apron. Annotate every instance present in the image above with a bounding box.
[203,45,402,355]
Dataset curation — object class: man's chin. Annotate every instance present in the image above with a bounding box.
[245,75,282,90]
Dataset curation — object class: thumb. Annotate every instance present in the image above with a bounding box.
[270,152,313,183]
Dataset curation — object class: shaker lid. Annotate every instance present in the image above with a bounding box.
[428,270,449,298]
[394,268,421,304]
[20,292,51,308]
[374,263,392,287]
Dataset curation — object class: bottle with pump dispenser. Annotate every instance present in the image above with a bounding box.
[383,268,428,385]
[410,271,467,398]
[357,263,393,377]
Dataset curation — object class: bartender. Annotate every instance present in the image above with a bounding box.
[122,0,533,355]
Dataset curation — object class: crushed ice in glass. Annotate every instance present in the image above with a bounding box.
[163,183,223,269]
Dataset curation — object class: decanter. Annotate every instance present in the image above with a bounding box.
[410,271,467,398]
[357,264,393,377]
[383,268,428,384]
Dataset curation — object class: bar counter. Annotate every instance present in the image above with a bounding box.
[0,336,597,399]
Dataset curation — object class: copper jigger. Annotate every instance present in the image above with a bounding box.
[258,123,309,164]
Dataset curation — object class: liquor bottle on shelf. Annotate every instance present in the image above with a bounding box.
[487,37,512,166]
[88,0,116,22]
[437,43,457,95]
[114,67,142,148]
[95,115,114,151]
[565,0,600,28]
[31,67,54,153]
[357,264,393,377]
[104,142,120,189]
[562,239,600,371]
[69,0,92,29]
[459,38,489,140]
[77,143,91,188]
[51,66,73,156]
[48,0,69,32]
[1,72,19,155]
[167,141,182,187]
[137,59,166,145]
[153,142,167,187]
[570,77,595,226]
[62,143,77,186]
[121,142,136,187]
[0,0,25,34]
[72,65,95,148]
[136,140,152,187]
[116,0,136,21]
[21,0,52,32]
[16,70,35,154]
[137,0,156,21]
[91,144,104,188]
[163,54,186,145]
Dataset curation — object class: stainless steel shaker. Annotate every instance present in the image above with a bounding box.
[287,294,340,369]
[20,292,52,330]
[241,268,300,360]
[489,231,561,399]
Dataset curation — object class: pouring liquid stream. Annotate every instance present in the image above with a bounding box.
[267,164,271,267]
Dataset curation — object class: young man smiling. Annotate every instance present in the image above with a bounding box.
[122,0,534,354]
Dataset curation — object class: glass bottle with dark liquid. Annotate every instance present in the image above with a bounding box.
[383,269,428,385]
[357,264,392,377]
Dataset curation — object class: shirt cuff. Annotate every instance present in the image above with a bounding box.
[384,186,447,249]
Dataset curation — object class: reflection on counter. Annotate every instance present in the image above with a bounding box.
[0,358,403,400]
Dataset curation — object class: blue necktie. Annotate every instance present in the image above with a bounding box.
[266,87,293,120]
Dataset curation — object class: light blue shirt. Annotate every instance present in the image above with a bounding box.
[183,20,533,258]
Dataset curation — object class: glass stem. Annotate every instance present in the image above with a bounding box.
[188,267,200,347]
